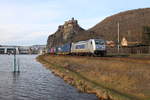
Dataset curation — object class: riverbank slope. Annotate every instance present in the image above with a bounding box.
[37,54,150,100]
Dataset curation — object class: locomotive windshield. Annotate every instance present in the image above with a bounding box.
[95,40,104,45]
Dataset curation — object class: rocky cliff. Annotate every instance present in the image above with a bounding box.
[47,18,86,48]
[47,8,150,48]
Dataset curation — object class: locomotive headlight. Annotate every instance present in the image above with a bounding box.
[96,45,105,50]
[102,45,105,48]
[96,45,100,49]
[96,45,102,49]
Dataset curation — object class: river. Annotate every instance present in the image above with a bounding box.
[0,55,98,100]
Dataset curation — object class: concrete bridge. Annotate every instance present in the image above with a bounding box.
[0,45,46,54]
[0,47,19,54]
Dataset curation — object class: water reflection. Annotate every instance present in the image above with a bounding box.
[0,55,98,100]
[12,72,20,83]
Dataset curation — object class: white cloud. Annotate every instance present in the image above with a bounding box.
[0,1,62,24]
[0,1,62,45]
[0,23,59,45]
[0,0,149,45]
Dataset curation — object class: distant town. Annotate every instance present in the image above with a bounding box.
[0,45,46,54]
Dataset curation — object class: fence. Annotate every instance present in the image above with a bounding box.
[107,46,150,54]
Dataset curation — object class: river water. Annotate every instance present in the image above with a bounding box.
[0,55,98,100]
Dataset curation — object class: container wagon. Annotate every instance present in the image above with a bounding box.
[56,43,71,55]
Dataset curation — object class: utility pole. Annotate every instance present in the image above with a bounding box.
[117,22,120,54]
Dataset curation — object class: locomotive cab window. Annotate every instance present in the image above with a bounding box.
[75,44,85,49]
[95,40,104,45]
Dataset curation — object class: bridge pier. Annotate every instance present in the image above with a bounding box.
[16,48,19,54]
[0,47,20,54]
[4,48,7,54]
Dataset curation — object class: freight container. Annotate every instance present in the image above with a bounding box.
[56,43,71,54]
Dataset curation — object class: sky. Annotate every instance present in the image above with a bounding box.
[0,0,149,46]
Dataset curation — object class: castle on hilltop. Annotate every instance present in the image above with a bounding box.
[47,18,85,48]
[58,18,79,40]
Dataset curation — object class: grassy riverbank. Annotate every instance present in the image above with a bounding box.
[37,54,150,100]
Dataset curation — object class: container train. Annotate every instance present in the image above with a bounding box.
[48,39,107,56]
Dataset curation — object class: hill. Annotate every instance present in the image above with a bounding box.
[47,8,150,49]
[89,8,150,45]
